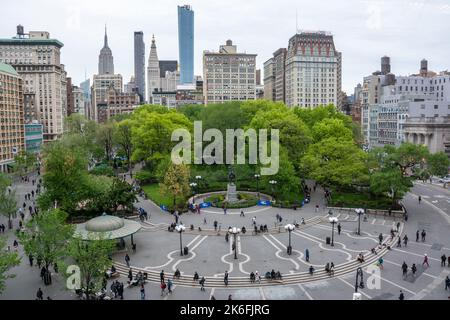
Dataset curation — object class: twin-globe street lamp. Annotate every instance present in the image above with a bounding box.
[355,208,365,236]
[269,180,277,202]
[228,227,241,259]
[329,217,338,247]
[190,176,202,203]
[175,224,186,256]
[284,224,295,255]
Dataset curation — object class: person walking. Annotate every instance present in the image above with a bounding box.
[397,237,402,248]
[140,284,145,300]
[377,257,384,269]
[416,230,420,242]
[214,220,218,231]
[167,278,173,294]
[240,210,245,217]
[396,222,401,232]
[224,271,229,286]
[399,290,405,300]
[411,264,417,276]
[403,235,408,247]
[445,276,450,291]
[421,229,426,242]
[125,254,130,267]
[441,254,447,267]
[160,270,165,284]
[228,294,232,300]
[128,269,133,283]
[36,288,44,300]
[160,282,167,296]
[305,248,310,262]
[401,262,408,278]
[378,233,383,245]
[337,223,341,235]
[28,254,34,267]
[423,254,430,267]
[199,276,206,291]
[418,196,421,204]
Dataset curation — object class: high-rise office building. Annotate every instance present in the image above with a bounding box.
[0,26,65,142]
[134,31,146,103]
[178,5,194,84]
[203,40,257,104]
[98,26,114,75]
[0,63,24,172]
[80,78,91,119]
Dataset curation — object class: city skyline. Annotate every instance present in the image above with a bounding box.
[1,0,450,94]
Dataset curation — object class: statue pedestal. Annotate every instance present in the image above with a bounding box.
[226,184,239,203]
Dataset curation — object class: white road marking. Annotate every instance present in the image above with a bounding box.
[338,277,372,299]
[209,288,215,300]
[363,269,416,295]
[390,247,441,262]
[237,236,251,275]
[172,236,208,271]
[297,284,314,300]
[371,219,376,225]
[259,287,267,300]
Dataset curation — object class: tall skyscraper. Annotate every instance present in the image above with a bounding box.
[0,26,65,142]
[98,26,114,75]
[147,35,160,103]
[178,5,194,84]
[134,31,146,103]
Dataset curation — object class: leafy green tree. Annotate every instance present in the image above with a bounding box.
[96,121,116,164]
[12,151,37,176]
[115,119,133,173]
[370,169,413,208]
[427,151,450,177]
[0,190,17,229]
[178,104,204,121]
[249,109,312,170]
[19,209,74,284]
[107,178,137,213]
[0,236,21,294]
[64,235,115,299]
[311,118,353,142]
[294,104,353,131]
[380,143,429,176]
[301,137,369,188]
[161,163,191,210]
[39,142,90,213]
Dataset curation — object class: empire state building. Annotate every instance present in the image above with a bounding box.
[98,26,114,75]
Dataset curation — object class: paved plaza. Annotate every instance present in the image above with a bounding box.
[1,175,450,300]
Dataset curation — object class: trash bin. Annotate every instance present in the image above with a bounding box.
[287,246,292,255]
[184,246,188,255]
[326,237,331,245]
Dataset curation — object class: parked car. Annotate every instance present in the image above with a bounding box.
[438,175,450,183]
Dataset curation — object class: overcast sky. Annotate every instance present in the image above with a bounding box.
[2,0,450,94]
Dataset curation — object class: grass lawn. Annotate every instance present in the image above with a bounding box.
[329,191,396,210]
[142,184,175,207]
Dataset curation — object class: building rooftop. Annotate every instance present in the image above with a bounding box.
[0,62,19,76]
[0,37,63,48]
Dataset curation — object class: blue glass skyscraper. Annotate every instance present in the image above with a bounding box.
[178,5,194,84]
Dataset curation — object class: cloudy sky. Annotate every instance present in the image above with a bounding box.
[2,0,450,94]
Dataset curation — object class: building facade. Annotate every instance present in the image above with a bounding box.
[284,31,341,108]
[24,122,43,154]
[0,63,24,172]
[72,86,85,116]
[134,31,145,103]
[0,26,65,142]
[178,5,194,84]
[97,87,139,123]
[263,58,275,100]
[273,48,287,103]
[203,40,256,104]
[91,74,123,122]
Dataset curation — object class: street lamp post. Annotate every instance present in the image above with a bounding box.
[175,224,186,256]
[254,174,261,200]
[355,267,365,292]
[195,176,202,194]
[228,227,241,260]
[269,180,277,202]
[355,208,364,235]
[284,224,295,255]
[189,182,198,203]
[329,217,338,246]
